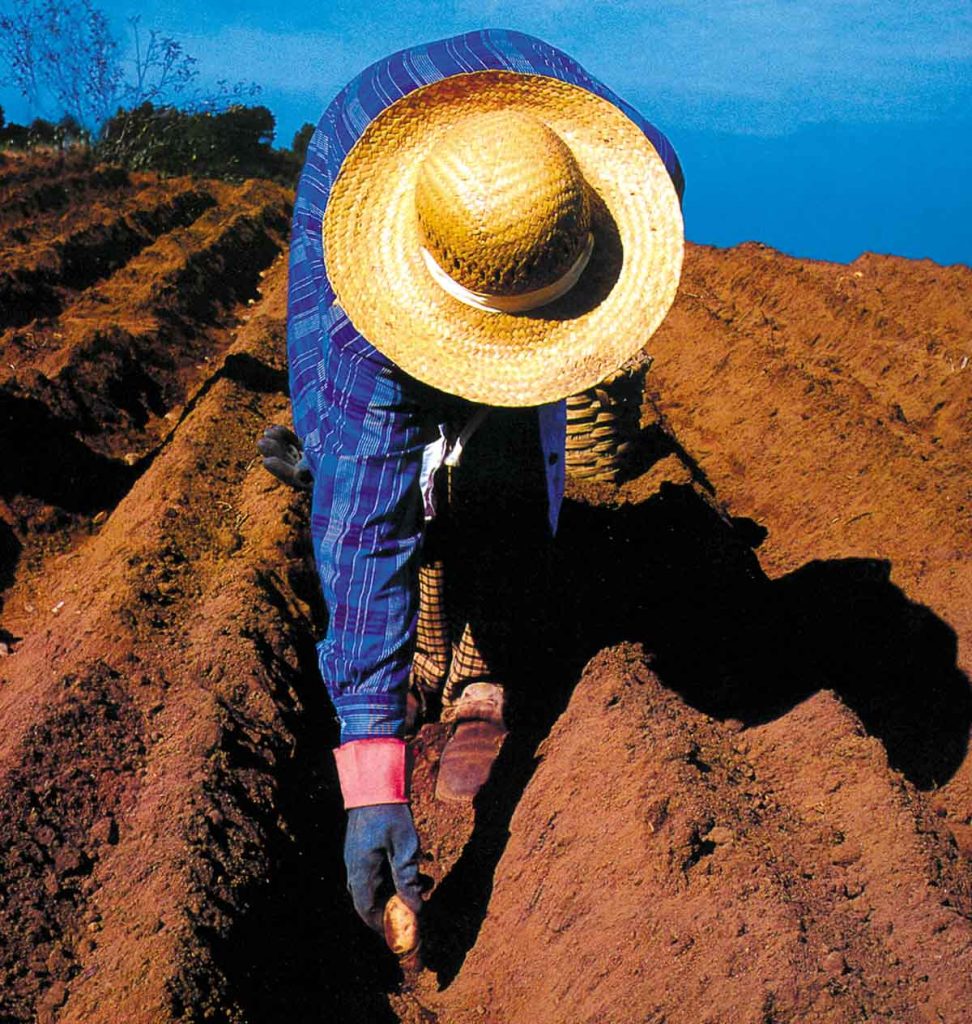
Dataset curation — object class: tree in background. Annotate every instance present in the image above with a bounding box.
[0,114,83,150]
[1,0,121,132]
[291,123,315,166]
[0,0,43,116]
[0,0,308,183]
[95,103,304,182]
[124,16,197,112]
[0,0,243,136]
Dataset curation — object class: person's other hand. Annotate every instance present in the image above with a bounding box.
[344,803,423,933]
[256,424,313,491]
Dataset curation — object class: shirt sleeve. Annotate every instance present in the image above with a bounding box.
[309,360,429,743]
[286,122,331,476]
[288,109,430,743]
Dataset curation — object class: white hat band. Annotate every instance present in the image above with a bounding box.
[421,232,595,314]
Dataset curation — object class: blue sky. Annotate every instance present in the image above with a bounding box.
[2,1,970,265]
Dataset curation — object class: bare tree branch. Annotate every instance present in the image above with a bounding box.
[0,0,223,137]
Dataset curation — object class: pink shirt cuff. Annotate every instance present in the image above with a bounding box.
[333,738,409,809]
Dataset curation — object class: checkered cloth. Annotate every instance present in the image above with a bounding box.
[286,28,683,743]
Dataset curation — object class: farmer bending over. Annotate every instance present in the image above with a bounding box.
[258,28,684,951]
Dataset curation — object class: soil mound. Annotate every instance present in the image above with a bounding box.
[435,644,972,1024]
[0,156,969,1023]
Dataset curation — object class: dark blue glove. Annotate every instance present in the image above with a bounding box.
[344,803,423,933]
[257,425,313,491]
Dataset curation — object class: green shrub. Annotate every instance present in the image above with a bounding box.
[95,102,301,183]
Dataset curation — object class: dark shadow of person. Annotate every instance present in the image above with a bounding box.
[771,556,970,790]
[558,481,971,789]
[425,478,971,983]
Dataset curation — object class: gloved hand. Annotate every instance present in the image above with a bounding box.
[344,803,423,934]
[256,424,313,491]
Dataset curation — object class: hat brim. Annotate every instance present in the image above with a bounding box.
[323,70,683,407]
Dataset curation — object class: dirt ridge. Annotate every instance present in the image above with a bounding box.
[433,645,972,1024]
[0,159,131,228]
[0,183,217,330]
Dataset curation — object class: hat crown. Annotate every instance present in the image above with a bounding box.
[415,110,591,297]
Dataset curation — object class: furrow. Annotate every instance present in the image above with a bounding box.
[0,182,217,330]
[0,180,291,615]
[0,260,367,1023]
[0,163,132,229]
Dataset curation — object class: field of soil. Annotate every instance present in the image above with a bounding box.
[0,151,969,1024]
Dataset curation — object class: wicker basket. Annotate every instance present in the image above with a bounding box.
[565,352,652,484]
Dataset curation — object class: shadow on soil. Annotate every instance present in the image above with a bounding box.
[212,543,402,1024]
[220,478,970,1013]
[0,391,136,512]
[424,480,971,984]
[557,482,971,791]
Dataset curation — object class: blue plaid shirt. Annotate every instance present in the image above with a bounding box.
[287,28,684,744]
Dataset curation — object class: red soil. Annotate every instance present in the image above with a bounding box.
[430,646,971,1024]
[0,156,969,1023]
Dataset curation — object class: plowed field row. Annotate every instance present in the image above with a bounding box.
[0,163,323,1022]
[673,245,970,469]
[0,169,194,251]
[0,161,132,229]
[0,182,217,329]
[0,259,358,1023]
[0,151,92,190]
[426,646,972,1024]
[0,174,291,628]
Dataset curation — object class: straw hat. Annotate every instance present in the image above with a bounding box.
[323,70,683,407]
